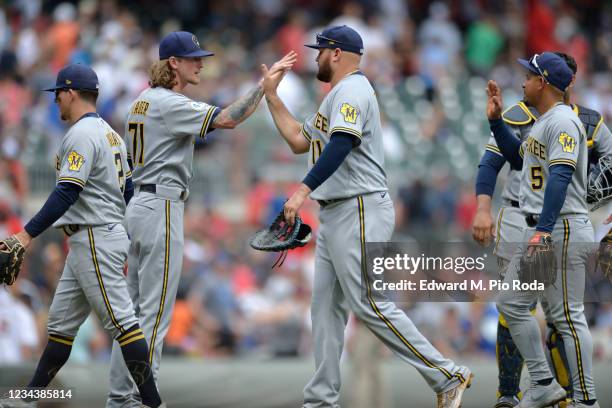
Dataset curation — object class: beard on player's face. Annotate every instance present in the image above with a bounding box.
[316,50,333,83]
[522,74,539,105]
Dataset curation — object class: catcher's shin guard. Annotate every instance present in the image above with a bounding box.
[496,317,524,398]
[545,324,573,399]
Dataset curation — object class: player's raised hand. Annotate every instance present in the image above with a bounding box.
[261,51,297,95]
[268,51,298,75]
[472,209,495,246]
[486,80,503,120]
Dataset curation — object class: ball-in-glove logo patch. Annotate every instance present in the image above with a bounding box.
[67,150,85,171]
[190,101,206,111]
[340,103,359,124]
[558,132,576,153]
[340,103,359,123]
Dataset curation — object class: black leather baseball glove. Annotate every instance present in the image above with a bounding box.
[0,235,26,285]
[598,230,612,281]
[249,209,312,267]
[519,234,557,287]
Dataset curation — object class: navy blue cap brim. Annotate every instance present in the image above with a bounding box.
[304,42,363,54]
[517,58,539,75]
[184,49,214,58]
[43,85,99,92]
[161,49,215,59]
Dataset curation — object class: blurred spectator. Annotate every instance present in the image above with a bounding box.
[0,287,39,363]
[465,13,504,75]
[69,316,110,363]
[455,184,478,234]
[193,259,243,354]
[417,1,462,88]
[44,2,79,72]
[0,200,22,236]
[525,0,559,55]
[276,10,309,73]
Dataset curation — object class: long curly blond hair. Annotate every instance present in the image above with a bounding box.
[149,60,176,89]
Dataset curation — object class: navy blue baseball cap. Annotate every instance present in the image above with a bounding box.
[43,64,99,92]
[517,52,573,92]
[159,31,214,60]
[305,25,364,55]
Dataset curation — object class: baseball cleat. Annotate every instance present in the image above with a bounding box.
[566,401,599,408]
[436,368,473,408]
[0,397,37,408]
[494,394,520,407]
[140,404,166,408]
[553,398,571,408]
[517,380,566,408]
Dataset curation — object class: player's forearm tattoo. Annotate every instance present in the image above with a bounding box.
[216,85,264,126]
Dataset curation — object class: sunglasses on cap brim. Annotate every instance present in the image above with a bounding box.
[530,54,549,84]
[315,33,349,47]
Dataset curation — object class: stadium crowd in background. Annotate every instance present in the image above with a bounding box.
[0,0,612,365]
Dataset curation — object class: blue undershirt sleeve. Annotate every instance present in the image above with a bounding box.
[302,132,355,191]
[124,177,134,205]
[475,150,506,196]
[24,182,82,238]
[489,119,523,170]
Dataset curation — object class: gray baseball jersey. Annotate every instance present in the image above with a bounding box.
[301,72,387,200]
[518,103,587,216]
[47,113,138,341]
[108,86,218,408]
[125,87,219,190]
[486,103,612,203]
[302,72,470,408]
[494,107,597,403]
[54,114,130,227]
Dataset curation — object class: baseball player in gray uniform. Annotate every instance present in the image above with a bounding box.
[489,52,598,408]
[473,52,612,408]
[0,65,163,408]
[261,25,472,408]
[107,32,295,407]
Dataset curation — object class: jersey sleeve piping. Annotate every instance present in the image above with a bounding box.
[486,144,503,156]
[330,126,362,139]
[199,106,220,138]
[549,158,576,169]
[301,124,312,142]
[58,177,86,188]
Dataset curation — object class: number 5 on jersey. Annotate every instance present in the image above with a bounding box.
[530,166,543,190]
[129,122,145,166]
